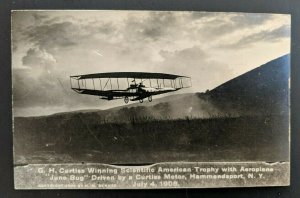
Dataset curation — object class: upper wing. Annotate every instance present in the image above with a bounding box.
[71,72,188,80]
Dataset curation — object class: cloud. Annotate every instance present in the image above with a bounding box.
[122,12,179,43]
[159,46,208,65]
[196,13,274,40]
[230,13,273,27]
[14,47,70,109]
[11,11,290,116]
[13,66,100,111]
[221,24,290,48]
[189,12,221,20]
[22,48,57,68]
[158,46,233,90]
[139,12,177,39]
[24,21,78,50]
[31,13,50,23]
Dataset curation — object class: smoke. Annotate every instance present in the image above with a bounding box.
[103,93,234,122]
[162,94,229,119]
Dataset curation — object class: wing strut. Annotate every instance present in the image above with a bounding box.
[92,79,95,90]
[99,79,102,90]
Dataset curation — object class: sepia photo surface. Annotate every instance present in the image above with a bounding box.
[12,10,290,189]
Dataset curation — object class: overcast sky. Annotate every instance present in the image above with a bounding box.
[12,11,290,117]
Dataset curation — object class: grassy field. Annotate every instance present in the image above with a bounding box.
[13,114,289,165]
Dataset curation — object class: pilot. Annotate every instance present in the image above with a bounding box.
[137,82,146,94]
[130,79,137,89]
[138,82,145,88]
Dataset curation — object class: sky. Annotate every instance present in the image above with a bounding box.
[11,10,290,117]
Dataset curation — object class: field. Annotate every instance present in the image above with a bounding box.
[14,114,289,165]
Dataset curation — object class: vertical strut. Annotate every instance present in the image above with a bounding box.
[110,78,112,90]
[117,78,119,89]
[92,79,95,90]
[99,78,102,90]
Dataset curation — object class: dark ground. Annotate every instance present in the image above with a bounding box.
[13,114,289,165]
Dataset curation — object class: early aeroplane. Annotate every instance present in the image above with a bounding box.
[70,72,191,103]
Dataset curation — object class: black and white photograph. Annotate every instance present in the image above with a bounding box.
[12,10,290,189]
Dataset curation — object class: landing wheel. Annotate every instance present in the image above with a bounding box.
[139,99,144,103]
[124,96,129,104]
[148,96,152,102]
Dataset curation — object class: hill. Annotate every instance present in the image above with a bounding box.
[204,54,290,116]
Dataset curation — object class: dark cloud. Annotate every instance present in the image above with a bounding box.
[24,21,78,50]
[96,23,116,35]
[81,20,117,40]
[124,12,178,42]
[20,12,119,53]
[141,12,177,39]
[221,24,290,48]
[197,13,274,39]
[230,13,273,27]
[43,16,65,25]
[32,13,50,23]
[189,12,221,20]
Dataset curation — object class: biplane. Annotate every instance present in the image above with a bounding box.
[70,72,192,103]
